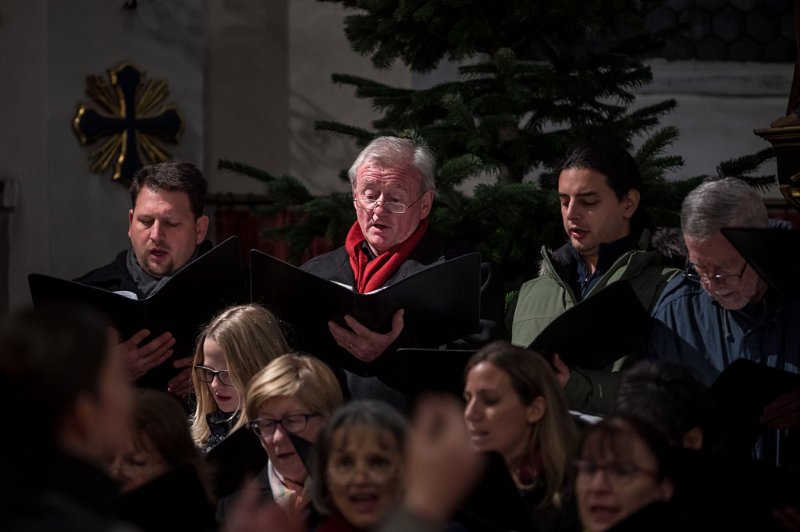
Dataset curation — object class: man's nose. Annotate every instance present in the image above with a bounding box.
[566,201,581,219]
[149,220,164,242]
[372,197,388,216]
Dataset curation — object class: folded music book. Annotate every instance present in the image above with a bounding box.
[709,358,800,460]
[28,236,245,390]
[527,280,652,370]
[288,433,315,477]
[721,227,800,300]
[250,250,482,376]
[206,425,268,500]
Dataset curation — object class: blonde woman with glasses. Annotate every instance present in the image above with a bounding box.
[190,304,289,453]
[217,353,344,527]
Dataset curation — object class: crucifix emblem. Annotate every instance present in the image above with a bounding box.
[72,63,184,183]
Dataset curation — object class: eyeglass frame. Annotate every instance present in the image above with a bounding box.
[353,190,428,214]
[249,413,321,439]
[194,365,233,387]
[682,259,748,286]
[574,459,660,486]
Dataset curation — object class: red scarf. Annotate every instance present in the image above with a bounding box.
[345,219,428,294]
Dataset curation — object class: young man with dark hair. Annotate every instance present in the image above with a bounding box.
[509,141,679,414]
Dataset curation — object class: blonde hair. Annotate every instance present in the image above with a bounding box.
[465,340,579,509]
[190,304,290,447]
[244,353,344,423]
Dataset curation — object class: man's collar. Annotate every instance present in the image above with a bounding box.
[571,231,638,277]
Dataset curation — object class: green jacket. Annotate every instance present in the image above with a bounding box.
[510,230,679,415]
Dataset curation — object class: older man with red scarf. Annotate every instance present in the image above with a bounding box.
[301,136,503,410]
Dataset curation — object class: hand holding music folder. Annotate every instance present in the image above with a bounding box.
[527,280,652,370]
[28,236,246,390]
[250,250,482,376]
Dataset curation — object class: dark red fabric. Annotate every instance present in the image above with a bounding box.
[314,513,361,532]
[345,219,428,294]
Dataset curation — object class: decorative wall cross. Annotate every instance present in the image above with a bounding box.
[72,63,184,183]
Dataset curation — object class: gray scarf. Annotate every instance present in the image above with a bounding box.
[125,248,176,298]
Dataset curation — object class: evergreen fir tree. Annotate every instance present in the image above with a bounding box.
[221,1,774,288]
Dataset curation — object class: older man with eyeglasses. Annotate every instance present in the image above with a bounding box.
[301,136,503,411]
[648,178,800,449]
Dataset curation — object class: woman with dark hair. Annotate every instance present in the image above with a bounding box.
[312,400,408,531]
[111,388,217,531]
[463,340,581,532]
[575,415,676,532]
[0,304,136,531]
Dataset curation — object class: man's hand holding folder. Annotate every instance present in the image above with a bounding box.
[115,329,175,381]
[250,250,482,377]
[29,237,246,392]
[329,309,405,363]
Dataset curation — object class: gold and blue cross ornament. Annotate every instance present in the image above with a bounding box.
[72,63,184,184]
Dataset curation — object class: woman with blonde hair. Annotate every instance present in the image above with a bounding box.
[464,340,581,532]
[191,303,289,452]
[216,352,344,527]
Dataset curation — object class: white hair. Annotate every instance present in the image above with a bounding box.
[348,136,436,193]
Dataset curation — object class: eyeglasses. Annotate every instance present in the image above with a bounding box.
[574,459,659,486]
[354,192,426,214]
[683,260,748,286]
[194,365,233,386]
[326,455,400,484]
[249,413,320,439]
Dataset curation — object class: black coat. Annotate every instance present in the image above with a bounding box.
[114,464,217,532]
[0,451,138,532]
[75,249,143,297]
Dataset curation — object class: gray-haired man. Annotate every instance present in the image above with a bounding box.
[648,177,800,452]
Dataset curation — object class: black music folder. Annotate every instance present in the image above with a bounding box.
[389,348,476,398]
[250,250,482,376]
[28,236,245,389]
[709,358,800,460]
[527,280,652,370]
[721,227,800,300]
[206,426,268,500]
[288,433,315,477]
